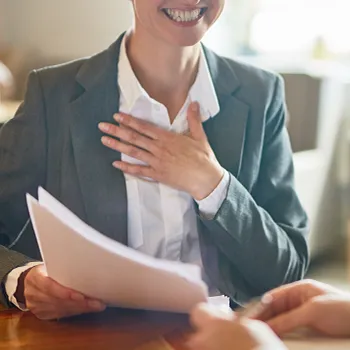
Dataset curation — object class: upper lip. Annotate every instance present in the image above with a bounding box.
[162,7,207,10]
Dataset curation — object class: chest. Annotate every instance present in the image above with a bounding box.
[119,93,192,134]
[118,93,199,252]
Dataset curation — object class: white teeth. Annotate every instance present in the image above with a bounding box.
[164,8,202,22]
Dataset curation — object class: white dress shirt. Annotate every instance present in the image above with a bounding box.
[5,36,229,309]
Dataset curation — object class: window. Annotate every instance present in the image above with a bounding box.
[250,0,350,56]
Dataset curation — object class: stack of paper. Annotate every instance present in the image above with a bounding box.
[26,188,208,313]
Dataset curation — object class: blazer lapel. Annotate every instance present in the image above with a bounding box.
[203,47,249,178]
[67,37,248,244]
[69,34,128,244]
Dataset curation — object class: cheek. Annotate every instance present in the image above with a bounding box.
[133,0,163,22]
[209,0,225,22]
[135,0,164,8]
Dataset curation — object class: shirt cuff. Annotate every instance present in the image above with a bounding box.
[5,262,43,311]
[196,170,230,220]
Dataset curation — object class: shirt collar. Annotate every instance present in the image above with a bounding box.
[118,35,220,119]
[188,47,220,120]
[118,35,145,112]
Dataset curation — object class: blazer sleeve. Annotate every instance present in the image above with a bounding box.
[0,71,46,307]
[200,76,309,304]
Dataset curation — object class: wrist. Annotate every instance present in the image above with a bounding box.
[191,166,224,201]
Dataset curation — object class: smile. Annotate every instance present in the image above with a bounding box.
[162,8,207,23]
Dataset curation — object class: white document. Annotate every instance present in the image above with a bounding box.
[26,187,208,313]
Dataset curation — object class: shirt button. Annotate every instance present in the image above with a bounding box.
[154,105,162,112]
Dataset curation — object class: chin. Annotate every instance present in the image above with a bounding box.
[163,28,208,47]
[172,36,205,47]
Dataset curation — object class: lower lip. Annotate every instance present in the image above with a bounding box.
[162,11,205,27]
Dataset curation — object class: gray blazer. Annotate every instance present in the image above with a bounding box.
[0,34,309,308]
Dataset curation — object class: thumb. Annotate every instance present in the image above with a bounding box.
[190,303,218,329]
[190,303,233,329]
[267,303,313,336]
[187,102,206,141]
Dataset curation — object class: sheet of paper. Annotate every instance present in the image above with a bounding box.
[26,188,208,313]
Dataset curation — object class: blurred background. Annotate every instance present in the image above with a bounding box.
[0,0,349,289]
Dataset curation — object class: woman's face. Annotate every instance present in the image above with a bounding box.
[132,0,225,47]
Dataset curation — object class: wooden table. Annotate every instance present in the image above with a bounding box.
[2,307,350,350]
[0,308,190,350]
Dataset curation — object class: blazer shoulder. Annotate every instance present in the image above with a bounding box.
[217,56,286,125]
[223,56,282,97]
[29,47,109,98]
[31,35,123,95]
[23,58,87,108]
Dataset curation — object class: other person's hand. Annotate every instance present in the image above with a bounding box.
[188,303,286,350]
[257,279,350,337]
[16,264,106,320]
[99,102,224,201]
[0,61,14,99]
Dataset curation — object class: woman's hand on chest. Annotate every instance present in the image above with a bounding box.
[98,102,224,200]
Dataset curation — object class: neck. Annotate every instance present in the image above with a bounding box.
[125,27,201,120]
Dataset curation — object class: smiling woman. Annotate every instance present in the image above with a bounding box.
[131,0,224,46]
[0,0,308,321]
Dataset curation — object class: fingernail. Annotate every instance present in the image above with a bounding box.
[88,300,104,310]
[114,113,123,122]
[113,161,121,169]
[191,102,199,112]
[262,293,273,304]
[98,123,109,132]
[101,136,110,145]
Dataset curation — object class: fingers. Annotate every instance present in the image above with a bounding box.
[191,304,215,329]
[237,295,273,320]
[27,289,106,320]
[26,287,106,321]
[257,282,312,322]
[267,303,312,336]
[28,298,106,320]
[98,122,161,156]
[27,267,85,301]
[101,136,157,166]
[27,266,69,299]
[37,277,75,300]
[25,285,57,304]
[112,161,156,180]
[24,265,106,320]
[26,283,101,307]
[187,102,206,141]
[114,113,163,140]
[191,303,234,330]
[54,299,106,320]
